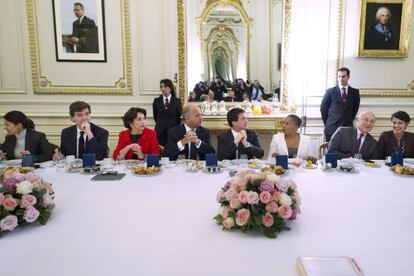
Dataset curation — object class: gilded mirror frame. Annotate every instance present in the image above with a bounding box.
[177,0,292,109]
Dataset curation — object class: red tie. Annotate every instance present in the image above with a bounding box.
[164,98,169,110]
[341,87,347,106]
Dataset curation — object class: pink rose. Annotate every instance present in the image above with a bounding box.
[266,201,278,213]
[276,179,290,192]
[260,180,275,192]
[272,191,281,202]
[278,205,293,219]
[42,193,55,207]
[21,194,37,208]
[229,198,242,209]
[223,217,235,229]
[236,208,251,226]
[216,191,224,203]
[23,206,40,223]
[262,213,274,227]
[225,188,238,201]
[238,191,249,204]
[221,206,232,219]
[247,191,259,205]
[259,191,272,204]
[0,215,18,231]
[25,172,41,183]
[12,172,25,182]
[0,193,5,205]
[3,196,18,211]
[234,177,248,191]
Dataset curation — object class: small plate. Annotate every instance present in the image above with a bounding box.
[404,158,414,165]
[38,161,55,168]
[3,159,22,166]
[364,161,381,168]
[231,159,249,165]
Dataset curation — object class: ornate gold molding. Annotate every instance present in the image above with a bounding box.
[360,80,414,96]
[177,0,186,103]
[26,0,132,95]
[280,0,291,110]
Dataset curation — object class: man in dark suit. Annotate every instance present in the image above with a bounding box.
[54,101,108,160]
[217,108,264,160]
[69,2,99,53]
[165,104,215,160]
[248,80,266,101]
[328,111,378,160]
[209,77,226,101]
[320,67,360,141]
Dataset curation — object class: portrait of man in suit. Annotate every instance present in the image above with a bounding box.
[67,2,99,53]
[320,67,360,142]
[364,4,402,50]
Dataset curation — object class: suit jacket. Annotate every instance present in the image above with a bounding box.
[0,129,53,162]
[72,16,99,53]
[209,82,226,101]
[377,130,414,159]
[112,128,160,159]
[267,133,312,162]
[217,129,264,160]
[60,123,108,160]
[152,95,182,136]
[327,127,378,160]
[320,86,360,137]
[165,124,215,160]
[248,86,265,101]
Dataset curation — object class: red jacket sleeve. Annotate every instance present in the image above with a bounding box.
[113,130,133,159]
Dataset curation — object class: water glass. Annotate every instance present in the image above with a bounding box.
[240,154,248,160]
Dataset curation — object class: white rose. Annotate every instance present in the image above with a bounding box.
[266,173,279,183]
[247,191,259,205]
[16,181,33,195]
[224,188,238,201]
[280,192,292,206]
[42,193,55,207]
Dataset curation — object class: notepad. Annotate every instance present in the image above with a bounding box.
[90,173,126,181]
[297,257,363,276]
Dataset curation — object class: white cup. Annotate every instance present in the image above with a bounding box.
[160,157,170,165]
[66,155,75,163]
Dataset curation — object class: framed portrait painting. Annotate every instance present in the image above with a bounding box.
[52,0,107,62]
[358,0,412,57]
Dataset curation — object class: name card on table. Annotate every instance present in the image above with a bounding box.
[276,155,288,169]
[147,154,160,167]
[22,154,36,167]
[206,154,218,166]
[324,153,337,168]
[391,151,403,166]
[82,153,96,167]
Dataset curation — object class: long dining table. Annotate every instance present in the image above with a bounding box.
[1,161,414,276]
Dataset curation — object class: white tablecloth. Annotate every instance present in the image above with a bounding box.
[1,163,414,276]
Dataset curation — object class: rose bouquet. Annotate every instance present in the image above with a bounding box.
[0,168,55,237]
[214,170,301,238]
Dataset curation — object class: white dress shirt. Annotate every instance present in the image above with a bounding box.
[14,129,27,158]
[177,124,201,153]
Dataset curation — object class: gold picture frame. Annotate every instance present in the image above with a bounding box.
[358,0,413,58]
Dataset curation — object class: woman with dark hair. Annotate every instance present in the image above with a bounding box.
[0,111,53,162]
[112,107,160,160]
[267,114,315,161]
[152,79,183,146]
[377,111,414,159]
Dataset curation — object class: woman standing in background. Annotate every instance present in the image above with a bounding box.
[152,79,183,147]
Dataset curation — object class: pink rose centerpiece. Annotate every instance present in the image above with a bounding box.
[214,170,301,238]
[0,168,55,237]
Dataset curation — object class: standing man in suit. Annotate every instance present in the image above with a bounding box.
[165,104,215,160]
[320,67,360,141]
[327,111,378,160]
[217,108,264,160]
[69,2,99,53]
[152,79,183,146]
[53,101,108,160]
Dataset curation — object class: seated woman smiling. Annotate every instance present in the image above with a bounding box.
[113,107,160,160]
[267,114,316,162]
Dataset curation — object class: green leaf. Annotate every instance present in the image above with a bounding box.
[263,227,277,238]
[33,188,46,199]
[254,215,262,227]
[15,208,25,217]
[0,185,7,193]
[37,210,51,225]
[213,214,223,224]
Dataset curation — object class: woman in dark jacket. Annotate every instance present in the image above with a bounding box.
[0,111,53,162]
[152,79,183,146]
[378,111,414,159]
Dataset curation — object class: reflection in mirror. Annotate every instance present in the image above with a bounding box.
[185,0,284,105]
